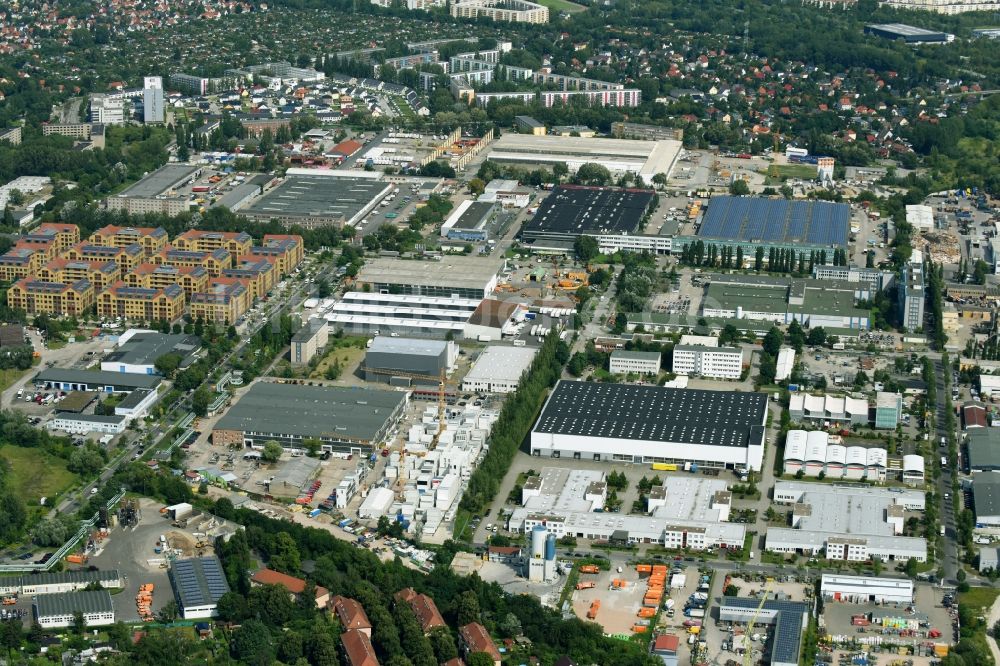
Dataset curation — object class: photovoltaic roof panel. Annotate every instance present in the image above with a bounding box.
[698,196,849,247]
[533,381,767,449]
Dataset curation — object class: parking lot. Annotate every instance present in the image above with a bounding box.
[821,584,955,646]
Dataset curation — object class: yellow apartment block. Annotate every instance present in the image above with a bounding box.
[173,230,253,259]
[250,234,304,275]
[125,263,210,299]
[36,258,121,292]
[0,248,46,282]
[152,246,231,277]
[89,225,169,257]
[64,243,143,273]
[8,278,95,316]
[97,282,185,323]
[221,258,277,301]
[188,278,251,325]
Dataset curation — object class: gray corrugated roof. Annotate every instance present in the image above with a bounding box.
[968,429,1000,470]
[35,368,162,389]
[34,590,113,618]
[103,333,199,367]
[975,474,1000,519]
[169,557,230,609]
[20,569,120,588]
[368,336,448,357]
[610,350,661,361]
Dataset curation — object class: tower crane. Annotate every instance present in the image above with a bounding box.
[743,577,774,666]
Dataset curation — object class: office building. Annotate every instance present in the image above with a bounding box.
[103,166,200,217]
[90,94,125,125]
[672,341,742,379]
[364,336,457,383]
[7,278,95,316]
[143,76,164,123]
[874,391,903,429]
[530,381,769,471]
[609,350,661,375]
[97,282,185,323]
[49,413,127,435]
[701,278,870,330]
[326,292,480,338]
[34,590,115,629]
[898,262,925,332]
[168,556,231,619]
[462,346,538,393]
[766,481,927,563]
[291,319,329,366]
[212,382,408,453]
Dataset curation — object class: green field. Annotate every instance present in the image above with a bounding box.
[0,367,30,395]
[766,163,818,181]
[959,586,1000,612]
[535,0,587,12]
[0,444,77,504]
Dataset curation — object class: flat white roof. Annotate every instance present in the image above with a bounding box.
[464,346,538,384]
[487,134,682,180]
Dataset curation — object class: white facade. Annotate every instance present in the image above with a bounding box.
[34,592,115,629]
[609,350,661,375]
[820,575,913,605]
[461,346,538,393]
[672,344,742,379]
[782,430,887,481]
[775,348,796,381]
[49,414,126,435]
[91,95,125,125]
[143,76,165,123]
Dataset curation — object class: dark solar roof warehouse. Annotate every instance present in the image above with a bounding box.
[169,557,230,610]
[522,186,654,243]
[697,196,849,247]
[534,381,767,448]
[721,597,809,666]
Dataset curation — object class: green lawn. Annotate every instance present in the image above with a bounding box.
[535,0,588,12]
[959,586,1000,613]
[0,445,77,504]
[0,367,31,395]
[766,164,818,181]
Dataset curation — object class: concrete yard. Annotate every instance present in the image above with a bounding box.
[570,564,647,635]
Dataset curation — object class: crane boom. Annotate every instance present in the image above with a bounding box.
[743,578,774,666]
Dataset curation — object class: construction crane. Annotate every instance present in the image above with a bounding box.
[743,578,774,666]
[362,367,456,446]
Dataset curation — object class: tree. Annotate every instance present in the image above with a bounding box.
[806,327,827,346]
[553,162,570,180]
[729,179,750,196]
[71,610,86,634]
[904,558,918,578]
[316,277,332,298]
[191,385,212,417]
[467,653,497,666]
[467,178,486,195]
[762,327,783,357]
[499,612,522,637]
[216,591,250,622]
[261,440,283,462]
[157,600,179,623]
[574,235,600,262]
[231,619,274,666]
[154,353,183,377]
[455,590,481,626]
[269,532,301,574]
[787,319,806,352]
[574,163,612,186]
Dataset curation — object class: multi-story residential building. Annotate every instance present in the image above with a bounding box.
[898,262,925,332]
[97,283,185,323]
[37,258,121,292]
[41,123,95,141]
[222,259,277,301]
[672,343,744,379]
[152,247,231,277]
[173,230,253,259]
[188,278,251,324]
[89,225,169,257]
[23,223,81,254]
[539,89,642,108]
[0,248,46,282]
[450,0,549,23]
[0,127,22,146]
[291,320,329,366]
[8,279,95,316]
[64,243,143,273]
[247,235,304,275]
[142,77,164,124]
[125,263,210,299]
[12,238,59,263]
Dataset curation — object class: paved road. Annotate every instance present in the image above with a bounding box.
[933,357,961,584]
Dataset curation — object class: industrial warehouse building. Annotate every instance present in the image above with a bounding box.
[462,346,538,393]
[439,200,500,242]
[700,277,871,330]
[966,428,1000,472]
[168,556,230,619]
[782,430,888,481]
[240,172,392,229]
[355,255,506,300]
[766,481,927,563]
[34,590,115,629]
[485,134,681,182]
[363,336,457,383]
[34,368,162,393]
[213,382,407,454]
[718,597,809,666]
[101,330,200,375]
[820,575,914,605]
[974,473,1000,526]
[864,23,954,43]
[463,298,529,341]
[325,292,481,338]
[0,569,122,596]
[788,394,870,426]
[520,185,656,252]
[529,381,769,471]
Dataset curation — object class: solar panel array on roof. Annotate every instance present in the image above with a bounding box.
[169,557,230,609]
[721,597,809,665]
[534,381,767,448]
[697,196,849,247]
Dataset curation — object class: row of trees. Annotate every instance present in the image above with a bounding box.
[677,242,846,273]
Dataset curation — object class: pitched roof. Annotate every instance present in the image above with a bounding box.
[459,622,500,661]
[394,588,446,633]
[341,629,379,666]
[652,634,680,652]
[251,568,328,599]
[332,595,372,631]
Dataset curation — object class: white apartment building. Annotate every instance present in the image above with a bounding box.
[672,342,743,379]
[609,350,661,375]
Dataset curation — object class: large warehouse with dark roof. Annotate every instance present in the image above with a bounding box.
[520,185,655,251]
[677,196,850,256]
[530,381,768,471]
